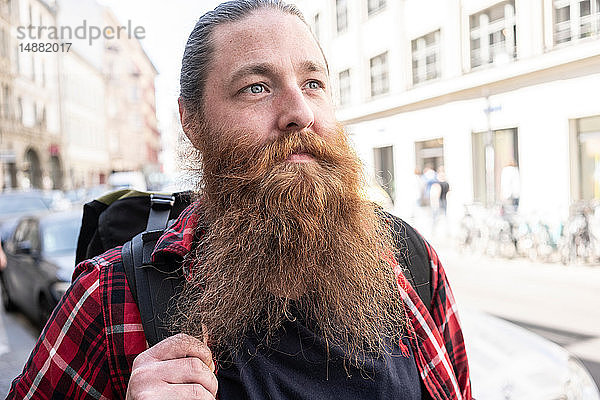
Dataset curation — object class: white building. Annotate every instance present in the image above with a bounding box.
[297,0,600,227]
[55,0,108,188]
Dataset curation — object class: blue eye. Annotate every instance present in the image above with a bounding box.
[306,80,322,90]
[248,84,265,94]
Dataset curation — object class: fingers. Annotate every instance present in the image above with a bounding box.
[127,334,218,400]
[131,384,215,400]
[157,358,218,397]
[141,333,213,370]
[171,384,215,400]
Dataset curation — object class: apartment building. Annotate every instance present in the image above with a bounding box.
[103,8,160,178]
[1,0,62,190]
[298,0,600,223]
[0,0,17,188]
[0,0,161,190]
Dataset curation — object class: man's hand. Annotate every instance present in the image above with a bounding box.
[126,333,217,399]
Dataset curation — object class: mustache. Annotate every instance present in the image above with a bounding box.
[204,127,348,180]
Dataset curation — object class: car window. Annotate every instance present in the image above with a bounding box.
[42,217,81,256]
[25,221,41,252]
[13,220,31,244]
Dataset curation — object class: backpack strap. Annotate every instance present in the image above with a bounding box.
[121,194,184,347]
[383,211,433,312]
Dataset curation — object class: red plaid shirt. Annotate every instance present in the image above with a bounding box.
[8,204,472,399]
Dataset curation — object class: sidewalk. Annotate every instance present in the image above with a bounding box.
[417,224,600,389]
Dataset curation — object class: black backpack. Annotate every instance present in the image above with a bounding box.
[76,190,432,347]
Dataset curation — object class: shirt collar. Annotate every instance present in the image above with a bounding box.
[150,201,202,264]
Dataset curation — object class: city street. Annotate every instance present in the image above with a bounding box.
[432,238,600,388]
[0,306,37,397]
[1,242,599,396]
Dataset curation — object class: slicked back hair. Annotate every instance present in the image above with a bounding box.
[180,0,315,117]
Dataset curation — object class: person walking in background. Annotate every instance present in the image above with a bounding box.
[429,166,450,235]
[0,242,7,271]
[421,164,438,207]
[437,166,450,217]
[501,160,520,212]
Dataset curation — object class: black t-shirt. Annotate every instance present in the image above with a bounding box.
[217,305,422,400]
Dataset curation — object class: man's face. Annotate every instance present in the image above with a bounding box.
[200,9,336,159]
[172,8,408,368]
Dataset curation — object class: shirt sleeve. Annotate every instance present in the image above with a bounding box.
[6,258,113,400]
[424,241,472,399]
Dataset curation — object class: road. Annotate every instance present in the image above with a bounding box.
[0,307,37,397]
[1,242,599,396]
[432,238,600,388]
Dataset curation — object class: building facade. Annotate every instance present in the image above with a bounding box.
[0,0,162,191]
[1,0,63,190]
[298,0,600,226]
[103,7,160,179]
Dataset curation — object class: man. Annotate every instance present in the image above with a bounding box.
[8,1,471,399]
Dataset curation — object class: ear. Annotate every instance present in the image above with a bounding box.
[178,97,201,148]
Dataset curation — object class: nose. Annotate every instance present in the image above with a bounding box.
[276,86,315,132]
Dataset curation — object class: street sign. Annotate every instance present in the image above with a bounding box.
[484,105,502,114]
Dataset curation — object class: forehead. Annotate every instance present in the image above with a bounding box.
[209,9,326,77]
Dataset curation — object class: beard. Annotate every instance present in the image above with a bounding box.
[171,120,408,369]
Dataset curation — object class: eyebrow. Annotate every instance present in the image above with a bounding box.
[229,60,328,84]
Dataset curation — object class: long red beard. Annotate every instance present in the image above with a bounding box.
[171,123,408,368]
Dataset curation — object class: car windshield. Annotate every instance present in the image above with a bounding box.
[0,195,50,216]
[42,217,81,256]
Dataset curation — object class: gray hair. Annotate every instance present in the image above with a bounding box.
[179,0,309,116]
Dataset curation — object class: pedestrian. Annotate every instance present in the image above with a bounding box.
[421,164,438,207]
[437,166,450,217]
[8,1,472,399]
[0,241,6,271]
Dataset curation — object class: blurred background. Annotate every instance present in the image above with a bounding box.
[0,0,599,398]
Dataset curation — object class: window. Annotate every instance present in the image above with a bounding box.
[313,13,320,41]
[553,0,600,44]
[470,1,516,68]
[411,30,441,85]
[1,84,9,119]
[336,0,348,34]
[14,44,19,73]
[39,105,46,128]
[368,0,386,16]
[576,115,600,200]
[17,97,22,122]
[338,69,351,106]
[369,52,389,97]
[373,145,395,201]
[415,138,445,173]
[0,28,7,59]
[472,128,519,204]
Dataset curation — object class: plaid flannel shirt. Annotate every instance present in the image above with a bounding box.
[8,203,472,399]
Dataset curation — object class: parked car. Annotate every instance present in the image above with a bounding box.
[0,190,71,242]
[461,308,599,399]
[108,171,147,191]
[0,209,82,326]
